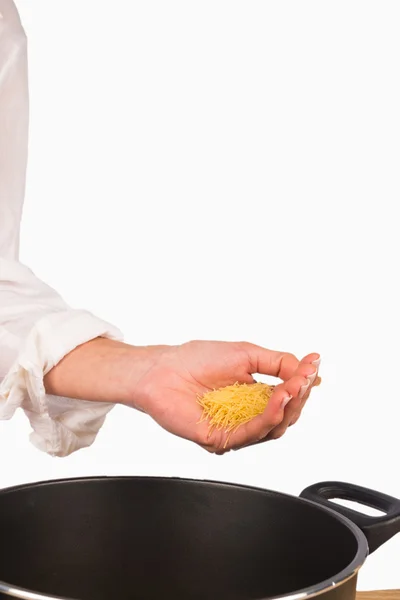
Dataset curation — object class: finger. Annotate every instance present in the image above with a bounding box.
[230,377,314,450]
[301,353,321,367]
[242,343,320,383]
[231,382,302,450]
[240,384,290,443]
[289,413,301,427]
[267,399,304,440]
[294,361,318,386]
[214,384,288,452]
[235,362,319,451]
[202,358,320,454]
[295,356,321,404]
[263,374,310,437]
[301,353,321,372]
[232,360,321,452]
[242,396,303,449]
[241,343,300,380]
[272,357,320,429]
[269,359,322,435]
[227,374,308,452]
[289,355,320,409]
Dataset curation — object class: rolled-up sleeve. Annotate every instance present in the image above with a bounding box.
[0,1,124,457]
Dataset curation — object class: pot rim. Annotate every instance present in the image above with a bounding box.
[0,475,369,600]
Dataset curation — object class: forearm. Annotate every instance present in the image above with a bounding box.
[44,337,152,407]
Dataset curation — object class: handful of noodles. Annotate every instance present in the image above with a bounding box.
[198,377,321,447]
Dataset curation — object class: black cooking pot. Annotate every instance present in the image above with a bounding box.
[0,477,399,600]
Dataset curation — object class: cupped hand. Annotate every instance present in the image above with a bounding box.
[131,340,321,453]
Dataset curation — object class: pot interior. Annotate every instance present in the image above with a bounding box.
[0,478,362,600]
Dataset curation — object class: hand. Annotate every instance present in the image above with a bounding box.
[129,340,321,453]
[44,338,320,454]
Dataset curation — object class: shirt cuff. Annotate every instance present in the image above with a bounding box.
[0,309,124,457]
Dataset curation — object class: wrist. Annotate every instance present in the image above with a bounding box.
[43,337,157,407]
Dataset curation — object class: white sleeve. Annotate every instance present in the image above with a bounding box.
[0,1,124,457]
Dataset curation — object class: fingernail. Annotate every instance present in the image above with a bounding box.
[299,382,310,399]
[312,357,321,368]
[307,370,317,386]
[281,395,292,409]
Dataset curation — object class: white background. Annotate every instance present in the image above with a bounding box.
[1,0,399,592]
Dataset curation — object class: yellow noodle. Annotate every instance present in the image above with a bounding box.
[198,377,322,446]
[197,382,274,438]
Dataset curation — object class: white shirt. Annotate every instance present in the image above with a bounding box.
[0,0,123,456]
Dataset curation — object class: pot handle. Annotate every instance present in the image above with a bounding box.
[300,481,400,554]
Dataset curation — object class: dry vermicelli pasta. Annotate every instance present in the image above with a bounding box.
[197,377,321,447]
[197,382,275,447]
